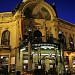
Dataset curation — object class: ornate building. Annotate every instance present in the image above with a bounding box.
[0,0,75,74]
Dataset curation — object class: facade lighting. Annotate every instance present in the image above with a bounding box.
[21,47,26,51]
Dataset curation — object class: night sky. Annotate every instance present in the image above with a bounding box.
[45,0,75,24]
[0,0,75,24]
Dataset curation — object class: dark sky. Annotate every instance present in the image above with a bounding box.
[45,0,75,24]
[0,0,75,24]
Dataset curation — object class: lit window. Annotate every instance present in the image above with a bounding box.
[1,30,10,46]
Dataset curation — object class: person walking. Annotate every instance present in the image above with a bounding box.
[0,61,7,75]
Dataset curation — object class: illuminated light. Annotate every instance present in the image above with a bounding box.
[51,55,55,58]
[50,46,54,49]
[28,29,32,32]
[33,54,38,56]
[74,62,75,64]
[73,65,75,67]
[6,58,8,60]
[34,47,38,50]
[25,39,28,42]
[23,66,26,69]
[50,65,53,68]
[72,53,74,56]
[33,54,49,56]
[41,54,49,56]
[58,54,60,56]
[25,46,28,47]
[38,44,41,46]
[52,54,55,56]
[66,68,68,71]
[21,47,26,51]
[65,65,68,67]
[1,56,3,59]
[41,46,48,49]
[70,41,73,44]
[22,0,28,2]
[23,60,28,63]
[38,65,41,69]
[34,44,38,46]
[58,31,62,34]
[47,44,50,46]
[40,46,54,49]
[32,52,34,54]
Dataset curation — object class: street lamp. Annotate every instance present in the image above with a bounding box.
[58,31,65,75]
[28,29,32,71]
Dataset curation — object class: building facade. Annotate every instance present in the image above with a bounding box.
[0,0,75,74]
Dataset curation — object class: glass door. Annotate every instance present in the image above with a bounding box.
[23,54,28,71]
[64,56,69,73]
[72,56,75,74]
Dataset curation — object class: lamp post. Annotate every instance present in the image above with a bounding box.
[28,41,32,71]
[28,29,32,71]
[58,31,65,75]
[60,43,65,75]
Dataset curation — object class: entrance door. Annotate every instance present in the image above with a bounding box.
[0,54,10,72]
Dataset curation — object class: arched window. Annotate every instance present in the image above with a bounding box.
[33,30,42,43]
[1,30,10,46]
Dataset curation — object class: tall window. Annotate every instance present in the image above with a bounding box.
[1,30,10,46]
[69,35,74,50]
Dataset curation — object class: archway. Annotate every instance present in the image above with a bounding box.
[22,1,56,20]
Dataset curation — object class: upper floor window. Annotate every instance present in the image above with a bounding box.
[1,30,10,46]
[69,35,74,50]
[62,35,67,49]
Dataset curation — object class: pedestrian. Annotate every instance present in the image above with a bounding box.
[45,71,48,75]
[0,61,7,75]
[66,69,71,75]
